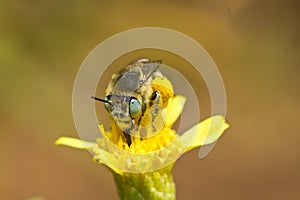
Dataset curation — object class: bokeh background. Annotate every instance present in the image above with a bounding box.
[1,0,299,199]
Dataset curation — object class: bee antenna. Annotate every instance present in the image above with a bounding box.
[91,96,110,104]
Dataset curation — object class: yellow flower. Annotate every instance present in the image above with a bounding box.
[55,76,229,199]
[55,96,229,173]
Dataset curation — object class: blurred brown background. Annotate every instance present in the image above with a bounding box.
[1,0,299,199]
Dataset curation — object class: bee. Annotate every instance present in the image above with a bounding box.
[92,58,172,146]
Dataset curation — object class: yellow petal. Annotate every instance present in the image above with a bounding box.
[92,147,122,173]
[180,115,229,153]
[55,137,97,149]
[55,137,121,172]
[151,76,174,92]
[164,95,186,127]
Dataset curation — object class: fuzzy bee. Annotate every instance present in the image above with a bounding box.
[92,58,174,146]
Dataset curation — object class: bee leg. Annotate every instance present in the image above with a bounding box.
[150,91,163,133]
[123,131,132,147]
[137,98,148,141]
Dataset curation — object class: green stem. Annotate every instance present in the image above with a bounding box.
[112,166,176,200]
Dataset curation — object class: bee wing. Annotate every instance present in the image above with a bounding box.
[140,60,162,81]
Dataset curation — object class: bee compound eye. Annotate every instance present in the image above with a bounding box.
[129,97,141,119]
